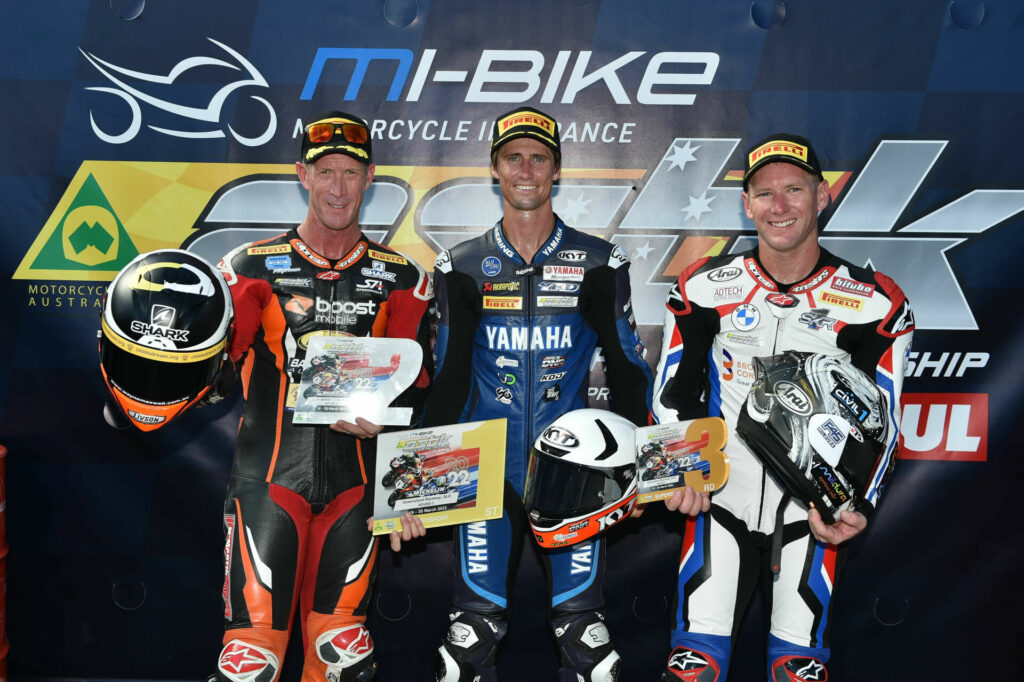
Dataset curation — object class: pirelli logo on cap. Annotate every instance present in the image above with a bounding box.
[247,244,292,256]
[499,112,556,136]
[483,296,523,310]
[748,140,809,167]
[820,291,863,310]
[368,249,408,265]
[499,111,557,135]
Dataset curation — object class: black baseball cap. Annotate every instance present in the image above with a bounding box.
[743,133,823,190]
[300,111,373,166]
[490,107,561,162]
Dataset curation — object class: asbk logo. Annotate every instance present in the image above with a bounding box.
[900,393,987,461]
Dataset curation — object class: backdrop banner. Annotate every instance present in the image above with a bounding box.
[2,1,1021,680]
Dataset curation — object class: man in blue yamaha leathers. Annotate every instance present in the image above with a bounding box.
[422,107,654,681]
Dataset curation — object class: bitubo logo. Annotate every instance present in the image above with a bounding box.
[301,48,719,105]
[79,37,276,146]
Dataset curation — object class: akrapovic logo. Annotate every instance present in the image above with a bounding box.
[301,49,719,105]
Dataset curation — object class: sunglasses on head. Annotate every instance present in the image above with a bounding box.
[305,119,369,145]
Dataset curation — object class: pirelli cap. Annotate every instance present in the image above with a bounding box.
[301,110,373,166]
[743,133,823,190]
[490,107,561,162]
[99,249,233,431]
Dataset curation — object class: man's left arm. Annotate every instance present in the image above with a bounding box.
[820,271,914,543]
[581,247,654,426]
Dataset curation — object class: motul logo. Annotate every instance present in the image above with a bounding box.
[899,393,987,461]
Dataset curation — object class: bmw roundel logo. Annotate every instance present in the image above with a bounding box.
[731,303,760,331]
[482,256,501,276]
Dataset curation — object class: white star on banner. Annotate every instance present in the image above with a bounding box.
[665,140,700,172]
[682,191,715,221]
[633,241,654,260]
[561,193,591,224]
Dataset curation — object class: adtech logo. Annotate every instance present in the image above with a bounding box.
[301,48,719,105]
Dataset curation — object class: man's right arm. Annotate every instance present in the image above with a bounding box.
[420,252,479,428]
[200,247,273,404]
[652,261,717,424]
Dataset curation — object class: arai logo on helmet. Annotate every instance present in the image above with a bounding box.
[775,380,813,415]
[542,426,579,448]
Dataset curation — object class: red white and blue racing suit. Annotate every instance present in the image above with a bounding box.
[422,219,653,681]
[653,248,913,681]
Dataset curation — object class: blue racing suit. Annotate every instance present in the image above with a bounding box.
[422,218,653,681]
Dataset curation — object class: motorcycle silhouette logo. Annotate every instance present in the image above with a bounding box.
[79,37,276,146]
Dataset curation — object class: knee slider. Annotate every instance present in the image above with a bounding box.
[662,646,721,682]
[215,639,280,682]
[771,655,828,682]
[552,611,620,682]
[315,624,376,681]
[436,610,506,682]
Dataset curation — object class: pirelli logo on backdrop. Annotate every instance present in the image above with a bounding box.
[247,244,291,255]
[483,296,523,310]
[749,141,808,166]
[368,249,407,265]
[820,291,863,310]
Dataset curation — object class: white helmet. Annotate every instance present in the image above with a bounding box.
[523,409,638,549]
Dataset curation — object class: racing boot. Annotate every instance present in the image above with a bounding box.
[770,655,828,681]
[661,645,722,682]
[435,609,507,682]
[210,639,280,682]
[312,624,377,681]
[552,611,620,682]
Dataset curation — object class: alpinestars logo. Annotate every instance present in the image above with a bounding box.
[669,648,710,670]
[80,37,276,145]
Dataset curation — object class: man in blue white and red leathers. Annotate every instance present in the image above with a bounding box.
[422,107,654,681]
[652,134,914,681]
[208,111,429,682]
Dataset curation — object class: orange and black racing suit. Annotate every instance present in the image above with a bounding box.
[212,229,431,682]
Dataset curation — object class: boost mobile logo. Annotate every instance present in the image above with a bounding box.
[80,37,276,145]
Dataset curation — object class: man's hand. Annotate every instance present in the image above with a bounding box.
[331,416,383,438]
[664,487,711,517]
[367,513,426,552]
[808,507,867,545]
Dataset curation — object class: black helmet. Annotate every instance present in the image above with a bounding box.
[99,249,233,431]
[735,352,890,524]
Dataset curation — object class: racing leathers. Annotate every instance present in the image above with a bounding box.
[212,229,431,682]
[422,219,653,682]
[653,248,913,681]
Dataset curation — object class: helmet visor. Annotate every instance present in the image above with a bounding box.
[100,334,223,405]
[523,450,623,519]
